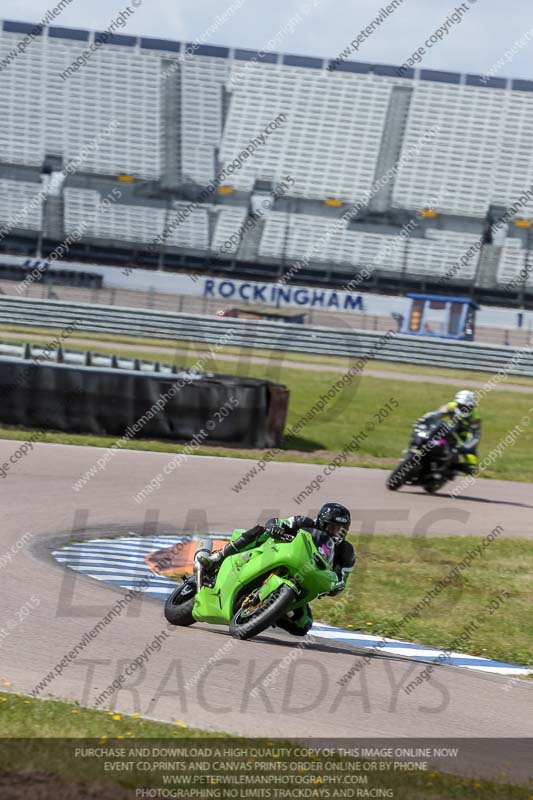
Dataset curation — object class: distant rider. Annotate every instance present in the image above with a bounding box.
[199,502,356,636]
[420,389,480,475]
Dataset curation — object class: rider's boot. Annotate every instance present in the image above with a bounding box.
[275,604,313,636]
[454,453,478,476]
[198,525,265,572]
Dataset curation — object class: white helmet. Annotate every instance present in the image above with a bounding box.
[455,390,476,415]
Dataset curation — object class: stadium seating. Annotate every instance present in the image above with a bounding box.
[63,188,209,250]
[221,67,391,201]
[210,207,248,253]
[497,238,533,286]
[493,91,533,216]
[0,21,533,216]
[258,211,481,279]
[0,23,162,179]
[181,59,226,185]
[0,179,44,231]
[393,82,507,218]
[2,19,533,289]
[3,18,532,218]
[406,230,481,279]
[259,212,402,271]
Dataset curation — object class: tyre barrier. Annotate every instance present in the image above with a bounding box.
[0,347,289,448]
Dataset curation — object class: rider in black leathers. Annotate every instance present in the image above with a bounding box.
[199,502,356,635]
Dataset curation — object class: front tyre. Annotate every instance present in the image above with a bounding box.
[164,579,197,626]
[387,454,417,491]
[229,584,297,641]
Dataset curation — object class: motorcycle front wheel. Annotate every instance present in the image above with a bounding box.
[229,584,297,641]
[387,453,417,490]
[164,579,197,626]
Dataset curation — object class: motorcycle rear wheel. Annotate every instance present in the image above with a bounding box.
[164,580,197,626]
[423,477,447,494]
[229,584,297,641]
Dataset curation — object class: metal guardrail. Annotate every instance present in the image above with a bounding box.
[0,340,207,379]
[1,296,532,376]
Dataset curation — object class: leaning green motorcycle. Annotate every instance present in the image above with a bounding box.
[164,528,339,640]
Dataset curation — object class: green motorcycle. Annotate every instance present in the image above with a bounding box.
[164,528,339,640]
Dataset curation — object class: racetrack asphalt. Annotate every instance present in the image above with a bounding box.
[1,441,532,781]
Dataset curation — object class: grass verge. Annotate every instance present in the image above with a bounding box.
[316,534,533,668]
[3,327,533,482]
[0,691,207,738]
[0,693,530,798]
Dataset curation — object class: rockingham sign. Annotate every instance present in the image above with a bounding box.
[3,254,533,330]
[202,277,366,312]
[0,255,405,316]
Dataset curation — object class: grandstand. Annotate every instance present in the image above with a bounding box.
[2,18,533,303]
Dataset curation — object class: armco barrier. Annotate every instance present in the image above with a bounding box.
[1,296,533,376]
[0,352,289,449]
[0,341,182,375]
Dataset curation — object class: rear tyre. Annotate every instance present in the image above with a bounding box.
[164,580,197,626]
[387,454,417,491]
[423,477,447,494]
[229,584,297,641]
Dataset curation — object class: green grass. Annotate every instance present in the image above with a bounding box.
[0,693,530,798]
[3,326,533,481]
[315,534,533,668]
[0,691,209,738]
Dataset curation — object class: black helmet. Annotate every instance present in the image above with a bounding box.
[316,502,351,542]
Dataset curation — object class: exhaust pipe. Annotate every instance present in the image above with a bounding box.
[194,538,213,591]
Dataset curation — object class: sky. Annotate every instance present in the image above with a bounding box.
[3,0,533,81]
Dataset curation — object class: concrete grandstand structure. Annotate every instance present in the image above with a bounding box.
[2,18,533,303]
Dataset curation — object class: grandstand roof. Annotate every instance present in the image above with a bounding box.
[2,18,531,91]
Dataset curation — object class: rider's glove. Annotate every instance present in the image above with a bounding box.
[270,524,292,542]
